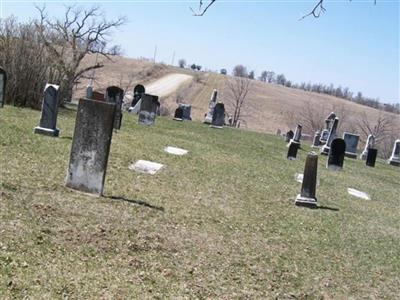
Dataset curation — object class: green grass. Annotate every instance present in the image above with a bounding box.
[0,105,399,299]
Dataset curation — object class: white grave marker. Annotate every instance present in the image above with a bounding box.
[129,160,164,175]
[164,146,188,156]
[347,188,370,200]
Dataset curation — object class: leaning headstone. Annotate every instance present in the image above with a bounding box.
[320,117,339,155]
[295,152,318,208]
[173,106,184,121]
[180,104,192,120]
[66,98,116,195]
[388,139,400,166]
[285,130,294,143]
[327,138,346,170]
[366,148,378,167]
[106,86,124,130]
[0,67,7,108]
[287,142,299,160]
[138,94,159,126]
[311,131,321,148]
[288,124,302,148]
[360,134,375,160]
[34,84,60,137]
[210,103,225,129]
[319,112,336,145]
[343,132,359,159]
[204,89,218,124]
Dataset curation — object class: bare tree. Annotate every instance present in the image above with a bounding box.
[35,5,125,103]
[226,75,252,127]
[178,59,186,68]
[232,65,248,77]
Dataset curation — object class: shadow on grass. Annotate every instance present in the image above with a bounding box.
[317,205,339,211]
[296,202,339,211]
[106,196,165,211]
[60,136,72,140]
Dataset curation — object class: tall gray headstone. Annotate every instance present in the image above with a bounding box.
[106,86,124,130]
[295,152,318,208]
[289,124,302,147]
[312,131,321,148]
[66,98,116,195]
[210,102,225,129]
[319,112,336,145]
[138,94,159,126]
[360,134,375,160]
[343,132,359,159]
[34,84,60,137]
[204,89,217,124]
[388,139,400,166]
[320,117,339,155]
[0,67,6,108]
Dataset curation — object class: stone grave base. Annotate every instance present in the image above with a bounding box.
[388,159,400,166]
[210,125,223,129]
[34,126,60,137]
[327,164,343,171]
[295,195,317,208]
[345,151,357,159]
[320,145,330,155]
[173,118,183,122]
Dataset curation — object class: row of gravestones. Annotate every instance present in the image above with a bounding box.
[285,114,400,168]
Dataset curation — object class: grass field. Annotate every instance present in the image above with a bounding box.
[0,106,399,299]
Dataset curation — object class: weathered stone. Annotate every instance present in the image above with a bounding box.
[0,67,7,108]
[180,104,192,120]
[288,124,302,148]
[92,91,105,101]
[366,148,378,167]
[204,89,218,124]
[34,84,60,137]
[106,86,124,130]
[164,146,188,156]
[66,98,116,195]
[311,131,321,148]
[287,142,299,160]
[173,106,184,121]
[327,138,346,170]
[343,132,359,159]
[321,117,339,155]
[319,112,336,144]
[132,84,145,107]
[86,81,93,99]
[138,94,159,126]
[210,102,225,128]
[360,134,375,160]
[285,130,294,143]
[347,188,370,200]
[295,152,318,207]
[388,139,400,166]
[129,160,164,175]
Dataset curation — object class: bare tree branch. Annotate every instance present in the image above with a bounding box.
[191,0,216,16]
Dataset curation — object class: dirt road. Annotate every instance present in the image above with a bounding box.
[146,73,192,97]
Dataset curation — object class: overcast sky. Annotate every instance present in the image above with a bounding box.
[2,0,399,103]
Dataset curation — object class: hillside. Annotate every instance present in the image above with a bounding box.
[1,106,399,298]
[76,55,399,144]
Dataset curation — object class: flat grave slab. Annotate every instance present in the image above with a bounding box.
[347,188,370,200]
[129,160,164,175]
[164,146,188,156]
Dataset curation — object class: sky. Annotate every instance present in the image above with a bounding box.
[1,0,399,103]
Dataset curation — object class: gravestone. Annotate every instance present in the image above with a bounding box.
[92,91,105,101]
[66,98,115,195]
[319,112,336,144]
[132,84,145,107]
[106,86,124,130]
[388,139,400,166]
[295,152,318,207]
[173,106,184,121]
[327,138,346,170]
[210,103,225,129]
[86,81,93,99]
[320,117,339,155]
[180,104,192,120]
[343,132,359,159]
[34,84,60,137]
[287,142,299,160]
[360,134,375,160]
[312,131,321,148]
[288,124,302,148]
[285,130,294,143]
[366,148,378,167]
[204,89,218,124]
[138,94,159,126]
[0,67,7,108]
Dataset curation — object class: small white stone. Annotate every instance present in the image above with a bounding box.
[164,146,188,156]
[347,188,370,200]
[295,173,304,183]
[129,160,164,175]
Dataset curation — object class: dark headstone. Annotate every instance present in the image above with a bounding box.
[138,94,159,126]
[92,91,105,101]
[288,124,302,148]
[180,104,192,120]
[34,84,60,137]
[0,67,7,108]
[285,130,294,143]
[295,152,318,207]
[312,131,321,148]
[366,148,378,167]
[106,86,124,130]
[287,142,299,160]
[388,139,400,166]
[66,98,116,195]
[327,138,346,170]
[210,103,225,128]
[132,84,145,107]
[174,107,184,121]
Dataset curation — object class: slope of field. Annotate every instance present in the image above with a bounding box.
[1,106,399,298]
[146,73,193,97]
